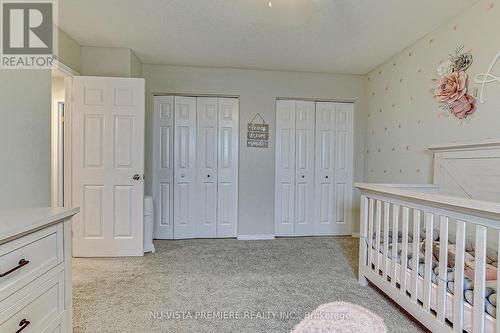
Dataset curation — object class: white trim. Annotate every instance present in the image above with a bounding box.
[51,98,65,207]
[351,232,360,238]
[51,61,76,211]
[237,234,275,241]
[52,59,80,77]
[63,77,73,211]
[428,139,500,152]
[355,182,500,221]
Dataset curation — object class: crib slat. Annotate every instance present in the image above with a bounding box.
[383,202,390,280]
[375,200,382,274]
[497,231,500,333]
[473,225,487,333]
[358,195,369,285]
[423,212,434,312]
[367,198,375,271]
[400,207,410,295]
[391,204,400,287]
[437,216,449,323]
[411,209,421,303]
[453,220,466,333]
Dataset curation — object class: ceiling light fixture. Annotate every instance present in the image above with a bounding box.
[268,1,272,7]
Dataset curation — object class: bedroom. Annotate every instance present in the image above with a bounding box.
[0,0,499,332]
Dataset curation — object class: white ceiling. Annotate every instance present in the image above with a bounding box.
[59,0,478,75]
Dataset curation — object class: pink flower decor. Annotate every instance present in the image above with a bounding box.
[433,71,467,102]
[432,45,476,121]
[450,94,476,119]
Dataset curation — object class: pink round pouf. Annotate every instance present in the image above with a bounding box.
[292,302,387,333]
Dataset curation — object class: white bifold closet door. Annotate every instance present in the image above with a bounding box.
[314,102,336,235]
[153,96,174,239]
[294,101,316,236]
[217,98,239,238]
[173,97,197,239]
[196,97,219,238]
[153,96,238,240]
[275,100,353,236]
[332,103,354,235]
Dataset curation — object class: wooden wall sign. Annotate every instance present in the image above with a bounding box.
[247,113,269,148]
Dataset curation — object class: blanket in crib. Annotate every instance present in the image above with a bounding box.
[372,229,498,318]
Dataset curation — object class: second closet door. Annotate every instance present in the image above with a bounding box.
[275,100,353,236]
[294,101,315,236]
[314,102,336,235]
[275,100,315,236]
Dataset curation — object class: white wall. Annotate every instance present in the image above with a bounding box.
[130,50,143,78]
[0,70,52,208]
[143,65,366,236]
[80,47,143,77]
[57,28,81,73]
[365,0,500,185]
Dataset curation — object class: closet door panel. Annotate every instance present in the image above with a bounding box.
[333,103,354,235]
[314,102,336,235]
[173,96,197,239]
[153,96,174,239]
[196,97,218,238]
[275,100,296,236]
[294,101,315,236]
[217,98,239,238]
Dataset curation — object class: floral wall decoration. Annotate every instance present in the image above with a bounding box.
[432,45,476,120]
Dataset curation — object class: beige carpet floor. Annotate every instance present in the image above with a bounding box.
[73,237,425,333]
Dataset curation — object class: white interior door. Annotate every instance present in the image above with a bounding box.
[275,100,296,236]
[153,96,174,239]
[294,101,315,236]
[173,96,197,239]
[333,103,354,235]
[72,76,145,257]
[217,98,239,238]
[196,97,218,238]
[314,102,336,235]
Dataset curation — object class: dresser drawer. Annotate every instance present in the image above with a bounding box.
[0,272,64,333]
[41,311,68,333]
[0,225,63,302]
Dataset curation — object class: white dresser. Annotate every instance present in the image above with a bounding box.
[0,207,78,333]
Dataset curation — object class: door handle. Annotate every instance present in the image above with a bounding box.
[0,259,29,277]
[15,319,30,333]
[132,174,140,180]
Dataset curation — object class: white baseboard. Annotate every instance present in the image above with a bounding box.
[237,234,275,241]
[144,244,156,253]
[351,232,360,238]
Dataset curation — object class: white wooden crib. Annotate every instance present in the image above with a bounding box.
[357,140,500,333]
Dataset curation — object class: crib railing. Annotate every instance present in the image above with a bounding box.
[356,183,500,333]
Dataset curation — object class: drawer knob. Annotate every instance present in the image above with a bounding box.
[0,259,29,278]
[16,319,30,333]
